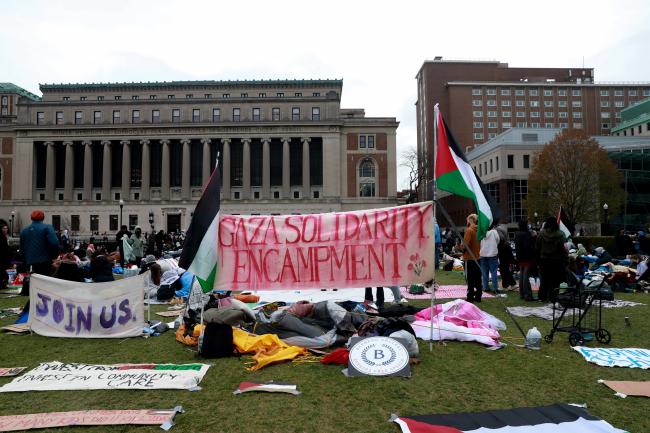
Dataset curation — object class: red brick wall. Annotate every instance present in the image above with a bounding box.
[376,133,387,150]
[346,153,387,197]
[0,158,12,200]
[2,137,13,155]
[347,134,357,150]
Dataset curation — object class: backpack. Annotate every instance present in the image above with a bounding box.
[156,284,175,301]
[199,323,234,358]
[408,284,425,295]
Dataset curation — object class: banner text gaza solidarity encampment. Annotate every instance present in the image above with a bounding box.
[214,202,435,290]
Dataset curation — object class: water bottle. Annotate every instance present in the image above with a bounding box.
[525,327,542,350]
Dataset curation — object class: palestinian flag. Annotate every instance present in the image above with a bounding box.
[233,381,300,395]
[178,160,221,293]
[392,403,627,433]
[435,107,498,239]
[557,206,573,239]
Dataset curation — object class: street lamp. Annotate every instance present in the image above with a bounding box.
[10,210,15,237]
[119,199,124,228]
[602,203,609,235]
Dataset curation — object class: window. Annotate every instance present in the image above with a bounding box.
[614,101,624,108]
[132,110,140,123]
[558,100,567,107]
[37,112,44,125]
[252,107,261,121]
[601,112,610,118]
[543,89,553,96]
[544,101,554,107]
[517,122,527,127]
[515,89,524,96]
[502,122,512,128]
[490,159,493,173]
[530,101,539,107]
[501,100,511,107]
[293,191,300,199]
[559,112,568,118]
[75,111,83,124]
[545,123,554,128]
[487,111,497,117]
[507,154,514,169]
[186,94,193,99]
[152,109,160,123]
[63,96,70,101]
[473,132,484,140]
[276,92,284,97]
[472,88,482,95]
[71,215,80,231]
[222,93,230,98]
[97,96,104,101]
[600,101,610,107]
[149,95,157,100]
[212,108,221,122]
[311,107,320,120]
[487,100,496,106]
[80,96,87,101]
[233,191,241,199]
[359,134,375,149]
[473,111,483,118]
[292,107,300,120]
[600,90,609,96]
[313,191,320,198]
[294,92,302,97]
[272,107,280,121]
[204,94,212,99]
[131,95,139,100]
[488,122,497,128]
[473,122,483,128]
[93,111,102,124]
[572,101,582,107]
[573,112,582,118]
[114,95,121,100]
[516,111,525,118]
[359,159,376,197]
[472,100,482,106]
[172,109,180,122]
[488,133,497,139]
[312,92,320,97]
[529,89,539,96]
[544,111,554,118]
[531,112,540,118]
[128,215,138,230]
[516,100,525,107]
[56,111,63,125]
[232,108,240,121]
[113,110,120,124]
[168,94,175,99]
[259,92,266,97]
[614,90,623,97]
[496,157,499,171]
[573,122,583,129]
[644,89,650,96]
[558,89,567,96]
[572,89,581,96]
[273,191,280,199]
[601,123,610,129]
[629,90,637,96]
[502,111,511,117]
[501,89,511,96]
[109,215,118,231]
[90,215,99,232]
[241,93,248,98]
[192,109,200,122]
[523,154,530,169]
[639,125,643,134]
[559,122,568,128]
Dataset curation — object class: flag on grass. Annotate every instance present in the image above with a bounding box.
[557,206,572,239]
[392,403,626,433]
[435,107,499,239]
[178,161,221,293]
[233,381,300,395]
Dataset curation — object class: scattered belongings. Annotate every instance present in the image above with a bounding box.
[0,308,21,319]
[598,380,650,398]
[1,324,29,335]
[391,403,626,433]
[574,347,650,369]
[233,382,300,396]
[346,336,411,377]
[232,328,308,371]
[0,367,26,377]
[156,310,184,318]
[401,285,494,300]
[0,407,183,432]
[0,362,210,392]
[507,300,645,321]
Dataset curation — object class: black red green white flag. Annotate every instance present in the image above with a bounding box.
[178,161,221,293]
[392,403,627,433]
[434,107,499,239]
[557,206,573,239]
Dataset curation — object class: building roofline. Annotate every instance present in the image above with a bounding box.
[39,79,344,92]
[447,81,650,87]
[0,82,41,101]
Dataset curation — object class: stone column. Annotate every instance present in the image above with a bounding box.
[83,140,92,201]
[281,137,291,198]
[221,138,231,199]
[181,138,191,200]
[101,140,112,201]
[63,141,74,201]
[262,137,271,199]
[140,139,150,200]
[45,142,55,201]
[242,138,251,199]
[121,140,131,201]
[201,138,211,185]
[161,139,170,200]
[301,137,311,199]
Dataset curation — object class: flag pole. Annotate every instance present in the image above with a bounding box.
[429,103,440,352]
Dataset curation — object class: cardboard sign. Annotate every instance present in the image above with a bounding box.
[215,202,435,291]
[28,274,145,338]
[574,347,650,369]
[0,368,26,377]
[0,407,182,432]
[347,337,411,377]
[0,362,210,393]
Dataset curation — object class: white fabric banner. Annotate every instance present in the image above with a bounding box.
[574,347,650,368]
[0,362,210,392]
[28,274,145,338]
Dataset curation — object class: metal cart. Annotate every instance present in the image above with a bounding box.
[544,276,611,346]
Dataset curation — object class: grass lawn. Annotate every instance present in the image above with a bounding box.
[0,272,648,433]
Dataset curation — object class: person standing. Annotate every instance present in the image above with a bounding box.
[535,217,567,302]
[461,214,483,303]
[0,221,11,289]
[496,223,517,290]
[128,226,144,266]
[514,219,536,301]
[19,210,59,276]
[480,224,500,294]
[115,225,131,268]
[155,230,165,255]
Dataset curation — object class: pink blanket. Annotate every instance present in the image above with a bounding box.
[400,285,494,300]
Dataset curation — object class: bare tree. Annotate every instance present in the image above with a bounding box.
[400,146,428,202]
[527,129,624,226]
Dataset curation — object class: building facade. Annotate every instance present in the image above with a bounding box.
[0,80,398,235]
[416,58,650,200]
[612,97,650,137]
[440,128,650,231]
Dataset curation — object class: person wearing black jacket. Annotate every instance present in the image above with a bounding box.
[0,222,11,289]
[115,225,131,268]
[514,219,536,301]
[535,217,567,302]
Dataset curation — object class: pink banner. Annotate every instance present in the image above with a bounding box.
[215,202,435,291]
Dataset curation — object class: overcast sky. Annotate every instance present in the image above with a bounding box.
[2,0,649,190]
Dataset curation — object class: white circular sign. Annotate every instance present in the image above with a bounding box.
[348,337,410,376]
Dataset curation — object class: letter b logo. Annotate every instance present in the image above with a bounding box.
[373,350,385,360]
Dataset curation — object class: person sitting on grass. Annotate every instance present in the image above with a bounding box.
[89,247,115,282]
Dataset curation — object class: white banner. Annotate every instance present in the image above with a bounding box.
[28,274,145,338]
[0,362,210,392]
[574,347,650,369]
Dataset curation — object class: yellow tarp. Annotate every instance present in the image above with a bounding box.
[232,328,308,371]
